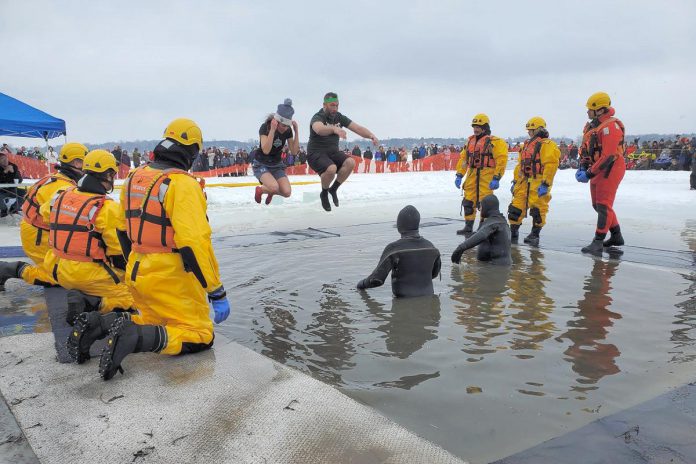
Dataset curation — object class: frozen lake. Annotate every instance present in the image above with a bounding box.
[1,169,695,463]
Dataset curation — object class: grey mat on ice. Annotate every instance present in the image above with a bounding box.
[0,333,466,464]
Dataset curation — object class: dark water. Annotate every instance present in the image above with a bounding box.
[2,219,695,463]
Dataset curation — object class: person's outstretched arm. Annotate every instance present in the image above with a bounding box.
[451,224,498,263]
[357,245,394,290]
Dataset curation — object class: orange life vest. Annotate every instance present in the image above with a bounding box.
[124,166,204,254]
[22,174,75,229]
[466,135,496,169]
[519,137,544,178]
[49,188,107,263]
[580,117,625,165]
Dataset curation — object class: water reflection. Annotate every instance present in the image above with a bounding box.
[557,259,622,388]
[450,254,510,361]
[672,221,696,362]
[361,293,441,359]
[506,247,556,355]
[303,283,356,385]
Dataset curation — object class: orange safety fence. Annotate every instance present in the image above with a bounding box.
[193,164,251,178]
[7,153,49,179]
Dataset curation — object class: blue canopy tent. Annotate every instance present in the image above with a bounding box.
[0,92,66,140]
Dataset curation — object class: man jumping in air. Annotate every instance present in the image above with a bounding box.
[307,92,379,211]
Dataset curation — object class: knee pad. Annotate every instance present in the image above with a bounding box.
[508,205,523,222]
[530,207,542,225]
[596,204,608,230]
[462,199,475,216]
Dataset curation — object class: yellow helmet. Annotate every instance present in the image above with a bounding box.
[525,117,546,130]
[163,118,203,152]
[471,113,490,126]
[59,142,88,163]
[83,149,118,174]
[586,92,611,110]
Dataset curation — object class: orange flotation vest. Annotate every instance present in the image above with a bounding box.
[580,117,625,165]
[49,188,107,263]
[124,166,204,254]
[466,135,496,169]
[22,174,75,229]
[520,137,544,178]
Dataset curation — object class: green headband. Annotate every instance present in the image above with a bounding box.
[324,96,338,103]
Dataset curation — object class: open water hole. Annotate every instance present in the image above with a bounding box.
[1,219,695,463]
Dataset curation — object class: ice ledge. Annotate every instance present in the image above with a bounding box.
[0,333,466,464]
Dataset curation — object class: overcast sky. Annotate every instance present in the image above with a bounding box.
[2,0,695,146]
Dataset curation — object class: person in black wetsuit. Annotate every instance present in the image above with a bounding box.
[357,205,441,298]
[451,194,511,265]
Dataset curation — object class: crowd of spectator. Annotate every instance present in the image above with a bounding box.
[2,135,695,180]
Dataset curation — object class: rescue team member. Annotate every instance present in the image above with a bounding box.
[83,118,231,381]
[451,194,512,265]
[252,98,299,205]
[454,114,508,237]
[575,92,626,255]
[357,205,441,298]
[6,143,87,288]
[507,117,560,246]
[307,92,379,211]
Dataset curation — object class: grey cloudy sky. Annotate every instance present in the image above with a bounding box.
[2,0,695,146]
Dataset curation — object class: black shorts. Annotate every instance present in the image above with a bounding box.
[307,150,348,175]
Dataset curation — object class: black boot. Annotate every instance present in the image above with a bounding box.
[603,226,625,247]
[320,189,331,211]
[523,227,542,247]
[510,224,520,243]
[0,261,28,291]
[581,237,605,255]
[67,311,127,364]
[99,319,164,381]
[66,290,102,325]
[456,220,475,237]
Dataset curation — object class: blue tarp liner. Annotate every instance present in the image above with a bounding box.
[0,92,66,140]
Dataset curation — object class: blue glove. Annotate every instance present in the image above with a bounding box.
[489,177,500,190]
[510,180,516,194]
[211,299,230,324]
[537,183,549,196]
[454,174,463,189]
[209,287,230,324]
[575,169,589,183]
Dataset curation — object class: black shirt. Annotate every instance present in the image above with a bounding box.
[0,162,22,184]
[0,162,22,195]
[363,148,373,159]
[307,108,352,154]
[255,121,294,165]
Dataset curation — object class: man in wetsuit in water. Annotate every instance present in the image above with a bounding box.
[357,205,441,298]
[451,194,511,265]
[307,92,379,211]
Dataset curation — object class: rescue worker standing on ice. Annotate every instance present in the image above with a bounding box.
[0,143,87,289]
[454,114,508,237]
[91,118,230,380]
[507,117,560,246]
[575,92,626,255]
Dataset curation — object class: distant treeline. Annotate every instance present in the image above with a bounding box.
[59,133,695,152]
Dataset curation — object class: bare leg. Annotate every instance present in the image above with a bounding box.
[277,176,292,197]
[336,157,355,183]
[320,165,337,189]
[259,173,279,195]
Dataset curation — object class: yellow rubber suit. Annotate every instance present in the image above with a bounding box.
[19,173,77,286]
[121,168,222,355]
[27,191,134,312]
[508,138,560,228]
[455,136,508,221]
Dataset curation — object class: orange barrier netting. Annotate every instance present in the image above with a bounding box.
[13,152,468,180]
